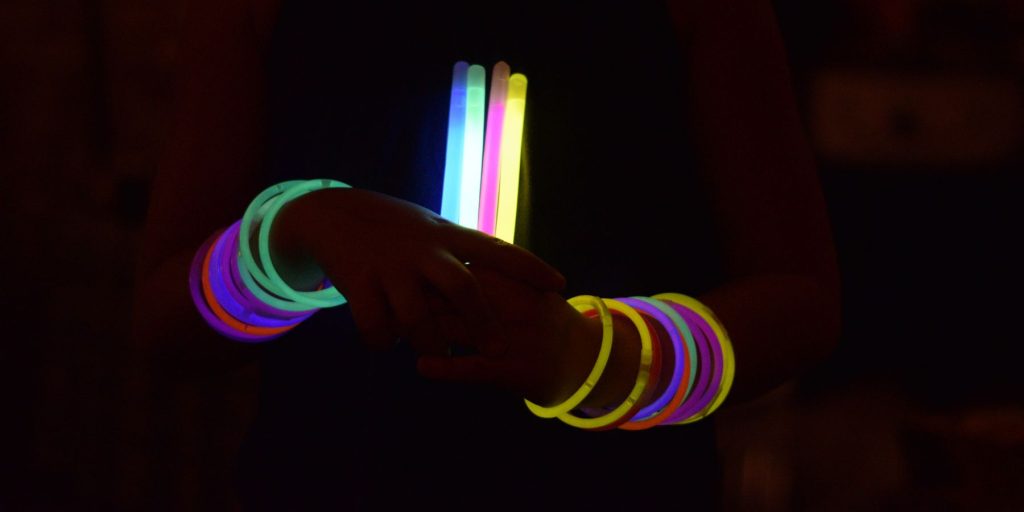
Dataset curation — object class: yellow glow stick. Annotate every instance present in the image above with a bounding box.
[493,73,527,243]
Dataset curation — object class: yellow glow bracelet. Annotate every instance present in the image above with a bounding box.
[493,73,527,243]
[525,295,613,419]
[653,293,735,423]
[557,299,655,430]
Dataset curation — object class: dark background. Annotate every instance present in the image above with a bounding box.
[2,0,1022,509]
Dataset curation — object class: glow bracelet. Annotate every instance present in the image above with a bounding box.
[440,61,468,223]
[656,299,722,423]
[189,232,286,342]
[223,220,318,320]
[617,297,690,428]
[620,296,698,429]
[477,61,509,235]
[208,222,311,328]
[558,299,654,430]
[525,295,613,418]
[257,179,350,308]
[493,73,527,244]
[458,64,486,229]
[201,235,296,337]
[238,181,315,312]
[655,293,735,423]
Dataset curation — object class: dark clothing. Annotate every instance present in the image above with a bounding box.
[240,2,724,509]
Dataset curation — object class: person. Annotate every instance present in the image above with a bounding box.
[133,0,840,509]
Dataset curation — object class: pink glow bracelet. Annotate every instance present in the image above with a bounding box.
[617,297,689,427]
[662,302,722,423]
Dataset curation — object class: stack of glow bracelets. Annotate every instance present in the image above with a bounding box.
[190,62,735,425]
[440,61,527,243]
[189,179,347,342]
[524,294,735,429]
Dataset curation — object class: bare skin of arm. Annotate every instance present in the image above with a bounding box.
[570,0,839,408]
[680,0,840,403]
[133,0,280,375]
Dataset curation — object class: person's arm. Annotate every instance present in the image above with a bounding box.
[580,0,840,407]
[558,0,840,407]
[682,0,840,402]
[418,0,839,413]
[133,0,280,375]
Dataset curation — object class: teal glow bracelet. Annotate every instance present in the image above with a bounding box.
[238,181,313,312]
[255,179,350,308]
[239,180,346,310]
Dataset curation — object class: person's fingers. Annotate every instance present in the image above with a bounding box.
[416,354,498,383]
[434,312,469,346]
[384,273,449,355]
[345,276,393,350]
[405,322,448,356]
[421,252,493,335]
[440,224,566,291]
[383,272,429,338]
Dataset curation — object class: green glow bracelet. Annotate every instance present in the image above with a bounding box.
[238,181,313,312]
[255,179,350,308]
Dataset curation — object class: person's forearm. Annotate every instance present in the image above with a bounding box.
[565,273,838,411]
[700,273,839,402]
[132,248,261,379]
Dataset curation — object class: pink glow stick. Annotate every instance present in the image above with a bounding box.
[477,61,510,234]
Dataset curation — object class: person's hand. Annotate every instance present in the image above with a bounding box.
[416,267,602,406]
[271,188,566,350]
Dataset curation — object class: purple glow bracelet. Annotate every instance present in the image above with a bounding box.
[665,303,723,423]
[189,232,283,343]
[618,297,687,421]
[216,221,315,324]
[224,221,318,320]
[208,223,312,328]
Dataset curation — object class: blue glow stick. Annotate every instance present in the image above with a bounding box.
[440,62,469,222]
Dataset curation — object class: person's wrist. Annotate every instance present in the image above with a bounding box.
[522,305,599,407]
[268,190,331,291]
[580,313,641,409]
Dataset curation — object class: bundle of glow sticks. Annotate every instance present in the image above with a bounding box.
[440,61,527,243]
[524,294,736,429]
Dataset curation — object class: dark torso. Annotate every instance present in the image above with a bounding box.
[240,2,724,509]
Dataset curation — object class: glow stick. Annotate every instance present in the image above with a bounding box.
[493,73,527,243]
[440,61,469,223]
[458,64,486,228]
[478,61,510,235]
